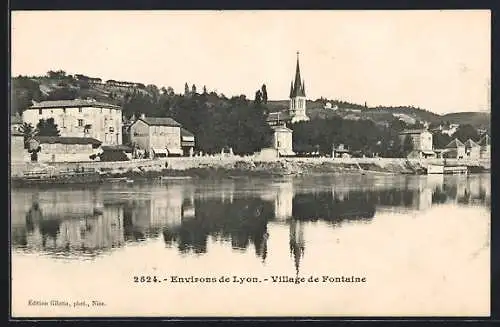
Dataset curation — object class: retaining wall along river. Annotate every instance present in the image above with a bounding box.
[10,156,490,182]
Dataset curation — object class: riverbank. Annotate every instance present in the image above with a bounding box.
[10,156,490,186]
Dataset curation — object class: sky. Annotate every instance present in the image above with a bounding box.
[11,10,490,114]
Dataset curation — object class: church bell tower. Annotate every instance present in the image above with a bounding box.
[289,52,309,123]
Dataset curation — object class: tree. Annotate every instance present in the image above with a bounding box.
[254,89,263,105]
[191,84,197,94]
[452,124,479,142]
[167,86,175,96]
[203,85,207,94]
[402,135,414,156]
[184,83,190,95]
[18,122,38,146]
[261,84,268,104]
[36,118,60,137]
[433,132,452,149]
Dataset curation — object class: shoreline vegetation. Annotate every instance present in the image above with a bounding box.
[10,157,490,187]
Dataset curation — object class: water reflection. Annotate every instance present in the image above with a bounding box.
[11,174,490,269]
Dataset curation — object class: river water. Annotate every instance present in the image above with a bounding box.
[11,173,490,317]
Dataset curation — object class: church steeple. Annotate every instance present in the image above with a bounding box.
[290,51,306,98]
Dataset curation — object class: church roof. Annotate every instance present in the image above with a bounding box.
[290,52,306,98]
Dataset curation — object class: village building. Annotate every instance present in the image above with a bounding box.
[22,99,123,146]
[398,129,435,158]
[11,113,22,133]
[288,52,309,124]
[442,138,466,159]
[11,130,26,163]
[266,52,309,127]
[181,128,196,156]
[129,114,184,158]
[332,144,351,158]
[27,136,102,162]
[464,139,481,159]
[478,134,490,159]
[271,125,295,157]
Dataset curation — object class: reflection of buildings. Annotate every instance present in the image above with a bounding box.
[11,174,490,261]
[18,192,124,252]
[261,181,294,222]
[289,219,305,276]
[123,185,193,240]
[431,175,490,206]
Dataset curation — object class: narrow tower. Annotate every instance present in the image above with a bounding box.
[289,52,309,123]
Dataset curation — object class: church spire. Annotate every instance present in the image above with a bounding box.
[290,51,306,98]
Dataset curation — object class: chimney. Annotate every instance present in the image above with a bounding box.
[140,113,146,120]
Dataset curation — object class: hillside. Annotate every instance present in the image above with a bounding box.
[440,112,491,129]
[11,72,490,130]
[267,99,489,129]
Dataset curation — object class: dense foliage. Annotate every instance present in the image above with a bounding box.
[11,71,489,157]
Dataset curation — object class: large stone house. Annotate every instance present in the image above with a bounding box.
[129,115,183,157]
[22,99,123,146]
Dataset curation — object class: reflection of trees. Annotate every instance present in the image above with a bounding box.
[292,191,376,222]
[162,197,272,260]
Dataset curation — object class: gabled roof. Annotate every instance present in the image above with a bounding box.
[464,139,479,148]
[27,99,121,110]
[445,138,465,148]
[32,136,102,145]
[478,134,490,146]
[137,117,181,127]
[181,128,194,137]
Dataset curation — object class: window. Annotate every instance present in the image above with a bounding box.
[63,108,66,113]
[78,108,82,113]
[78,119,84,127]
[109,127,114,133]
[38,109,42,115]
